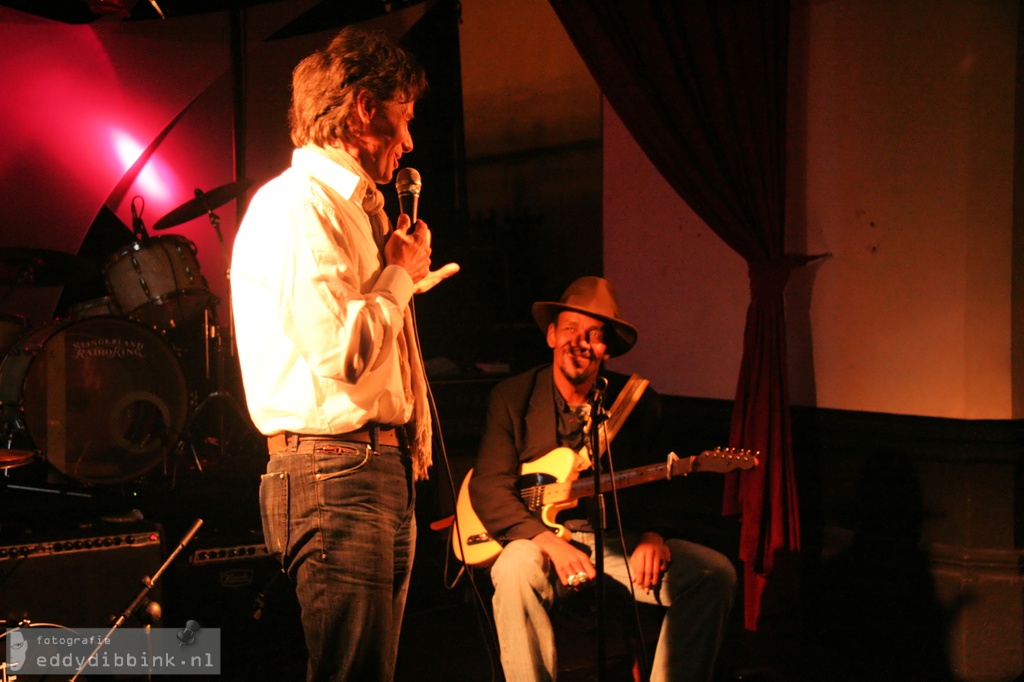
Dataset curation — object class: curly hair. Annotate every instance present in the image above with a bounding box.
[289,27,428,148]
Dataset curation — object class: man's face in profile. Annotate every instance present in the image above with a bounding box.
[8,629,26,671]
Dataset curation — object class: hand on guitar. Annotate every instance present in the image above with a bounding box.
[532,530,596,589]
[629,531,671,594]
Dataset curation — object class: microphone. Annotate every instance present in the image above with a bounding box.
[578,402,593,437]
[395,167,422,224]
[130,199,148,241]
[589,376,609,421]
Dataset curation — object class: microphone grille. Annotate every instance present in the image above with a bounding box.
[396,167,421,193]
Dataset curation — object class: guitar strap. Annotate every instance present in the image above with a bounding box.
[574,373,649,471]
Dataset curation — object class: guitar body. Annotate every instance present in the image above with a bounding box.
[452,446,756,567]
[452,447,582,568]
[521,447,582,539]
[452,471,498,567]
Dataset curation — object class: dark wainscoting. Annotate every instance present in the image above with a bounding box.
[660,394,1024,682]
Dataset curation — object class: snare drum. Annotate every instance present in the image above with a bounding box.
[68,295,121,320]
[104,235,213,329]
[0,316,188,484]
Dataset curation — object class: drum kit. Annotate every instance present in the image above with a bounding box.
[0,180,255,490]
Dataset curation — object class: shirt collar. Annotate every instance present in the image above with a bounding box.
[291,146,361,202]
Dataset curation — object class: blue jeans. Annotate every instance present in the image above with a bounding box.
[260,439,416,682]
[490,533,736,682]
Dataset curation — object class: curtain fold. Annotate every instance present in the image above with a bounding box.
[548,0,801,629]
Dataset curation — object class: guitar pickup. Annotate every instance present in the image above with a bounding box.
[466,533,491,546]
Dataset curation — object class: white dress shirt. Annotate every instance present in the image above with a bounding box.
[231,146,415,436]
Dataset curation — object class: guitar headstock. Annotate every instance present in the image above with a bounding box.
[693,447,758,473]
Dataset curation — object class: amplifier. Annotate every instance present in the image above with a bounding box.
[0,521,164,629]
[165,533,304,679]
[166,534,295,627]
[189,540,270,566]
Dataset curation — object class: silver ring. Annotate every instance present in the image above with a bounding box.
[575,571,588,584]
[567,574,578,587]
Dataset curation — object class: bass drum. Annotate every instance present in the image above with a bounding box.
[0,316,187,484]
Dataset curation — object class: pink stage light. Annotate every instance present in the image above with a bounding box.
[110,128,179,203]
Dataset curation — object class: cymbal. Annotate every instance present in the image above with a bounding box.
[0,448,35,470]
[153,179,253,231]
[0,248,99,287]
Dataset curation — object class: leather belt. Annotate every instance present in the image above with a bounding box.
[267,424,401,453]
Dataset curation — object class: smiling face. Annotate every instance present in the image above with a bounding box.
[547,311,609,400]
[352,97,415,184]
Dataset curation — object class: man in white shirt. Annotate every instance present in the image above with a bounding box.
[231,26,457,682]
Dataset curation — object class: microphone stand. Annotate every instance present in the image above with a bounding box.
[587,382,609,682]
[69,519,204,682]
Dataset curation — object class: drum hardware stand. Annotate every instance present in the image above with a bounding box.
[150,179,251,361]
[2,483,92,498]
[180,307,250,467]
[69,518,204,682]
[173,288,249,481]
[150,181,256,477]
[188,188,254,459]
[194,187,238,358]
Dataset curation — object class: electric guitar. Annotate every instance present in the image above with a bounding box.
[452,446,757,567]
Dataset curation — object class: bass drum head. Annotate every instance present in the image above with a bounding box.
[1,316,187,484]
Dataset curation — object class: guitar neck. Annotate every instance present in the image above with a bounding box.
[537,455,697,506]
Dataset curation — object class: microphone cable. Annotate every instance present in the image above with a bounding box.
[408,297,504,682]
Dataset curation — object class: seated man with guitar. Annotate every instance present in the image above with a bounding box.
[466,276,739,682]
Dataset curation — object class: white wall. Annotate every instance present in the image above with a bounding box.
[605,0,1019,420]
[603,103,749,400]
[801,0,1016,419]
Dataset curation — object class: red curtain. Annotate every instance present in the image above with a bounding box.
[548,0,804,629]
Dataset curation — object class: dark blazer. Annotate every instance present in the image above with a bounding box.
[468,365,667,544]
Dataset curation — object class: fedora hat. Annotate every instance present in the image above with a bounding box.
[532,276,638,356]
